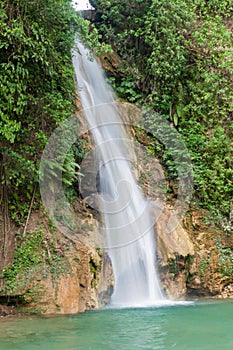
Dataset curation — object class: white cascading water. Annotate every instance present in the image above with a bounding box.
[72,39,164,307]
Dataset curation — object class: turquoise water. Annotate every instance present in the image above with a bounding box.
[0,301,233,350]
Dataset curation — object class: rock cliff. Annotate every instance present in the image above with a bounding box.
[0,91,231,316]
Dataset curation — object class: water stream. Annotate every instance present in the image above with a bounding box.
[72,39,163,306]
[1,301,233,350]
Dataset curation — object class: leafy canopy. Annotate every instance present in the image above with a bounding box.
[91,0,233,224]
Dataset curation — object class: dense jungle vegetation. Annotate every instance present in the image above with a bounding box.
[0,0,77,225]
[0,0,232,297]
[90,0,233,229]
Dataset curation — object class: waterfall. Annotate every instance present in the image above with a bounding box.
[72,39,164,307]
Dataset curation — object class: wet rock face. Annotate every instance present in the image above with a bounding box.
[34,244,114,314]
[0,208,114,315]
[25,240,110,315]
[0,304,17,317]
[156,208,194,264]
[98,253,114,306]
[161,271,188,300]
[220,284,233,298]
[154,208,195,299]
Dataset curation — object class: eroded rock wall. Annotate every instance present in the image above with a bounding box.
[0,209,113,315]
[1,97,231,316]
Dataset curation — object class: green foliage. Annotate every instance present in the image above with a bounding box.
[92,0,195,108]
[75,12,112,55]
[92,0,233,224]
[178,11,233,220]
[215,241,233,281]
[115,77,143,102]
[0,0,109,226]
[200,256,210,278]
[0,0,89,222]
